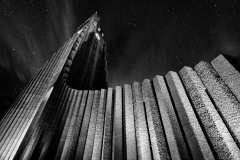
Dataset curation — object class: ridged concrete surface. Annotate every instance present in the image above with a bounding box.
[180,66,240,159]
[211,54,240,102]
[2,54,240,160]
[195,61,240,148]
[1,13,240,160]
[166,71,214,160]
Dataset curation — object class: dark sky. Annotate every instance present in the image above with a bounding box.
[0,0,240,118]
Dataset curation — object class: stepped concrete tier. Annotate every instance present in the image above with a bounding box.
[132,82,152,160]
[179,66,240,159]
[165,71,214,160]
[142,79,170,160]
[123,84,137,160]
[112,86,123,160]
[1,13,240,160]
[211,54,240,102]
[153,75,191,160]
[195,61,240,148]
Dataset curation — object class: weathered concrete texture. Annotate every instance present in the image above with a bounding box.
[60,90,88,160]
[142,79,170,160]
[195,61,240,147]
[153,75,191,160]
[75,90,94,160]
[132,82,152,160]
[112,86,123,160]
[82,90,100,160]
[180,66,240,159]
[166,71,214,160]
[92,89,107,160]
[211,54,240,102]
[101,88,113,160]
[123,84,137,160]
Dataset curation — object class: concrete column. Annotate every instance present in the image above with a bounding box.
[75,90,94,160]
[112,86,123,160]
[48,86,75,159]
[153,75,190,160]
[195,61,240,147]
[82,90,100,160]
[92,89,107,160]
[60,90,88,160]
[166,71,214,160]
[101,88,113,160]
[180,66,240,159]
[132,82,152,160]
[142,79,171,160]
[211,54,240,102]
[123,84,137,160]
[53,89,80,160]
[41,89,83,160]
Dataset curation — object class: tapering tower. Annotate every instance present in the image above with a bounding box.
[0,13,107,160]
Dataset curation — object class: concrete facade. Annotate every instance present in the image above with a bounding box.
[1,13,240,160]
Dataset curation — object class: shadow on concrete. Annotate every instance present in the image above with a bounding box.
[223,54,240,72]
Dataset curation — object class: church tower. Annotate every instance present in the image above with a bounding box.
[1,13,240,160]
[0,13,107,160]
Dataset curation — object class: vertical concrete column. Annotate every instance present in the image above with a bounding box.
[60,90,86,160]
[153,75,190,160]
[82,90,100,160]
[132,82,152,160]
[49,87,75,159]
[165,71,214,160]
[92,89,107,160]
[123,84,137,160]
[43,85,79,159]
[69,90,88,159]
[75,91,94,160]
[53,89,80,160]
[180,66,240,159]
[112,86,123,160]
[101,88,113,160]
[142,79,171,160]
[195,61,240,147]
[211,54,240,102]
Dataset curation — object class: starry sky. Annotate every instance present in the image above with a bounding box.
[0,0,240,119]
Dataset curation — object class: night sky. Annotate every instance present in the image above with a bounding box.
[0,0,240,119]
